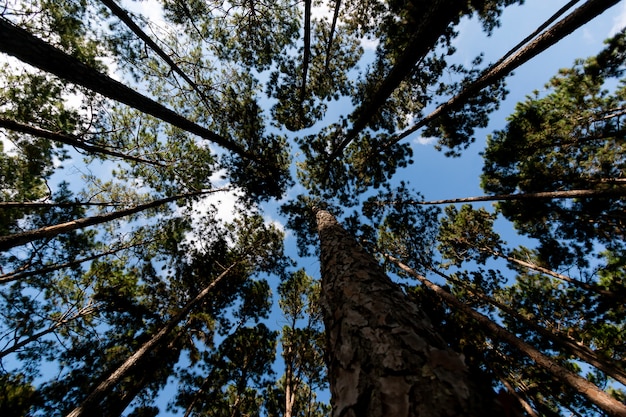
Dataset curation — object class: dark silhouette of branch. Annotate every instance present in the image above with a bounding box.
[0,201,123,209]
[0,188,228,251]
[0,18,258,162]
[323,0,342,73]
[371,187,626,206]
[299,0,312,104]
[0,117,167,166]
[0,301,100,358]
[99,0,216,109]
[0,238,150,283]
[384,0,620,150]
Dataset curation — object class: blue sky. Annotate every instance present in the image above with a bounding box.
[160,2,626,415]
[2,0,626,415]
[263,0,626,261]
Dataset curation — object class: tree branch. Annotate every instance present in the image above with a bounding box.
[385,0,620,150]
[0,18,258,162]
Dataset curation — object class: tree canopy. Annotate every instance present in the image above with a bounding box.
[0,0,625,416]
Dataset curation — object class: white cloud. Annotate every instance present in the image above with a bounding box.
[361,37,380,51]
[610,2,626,36]
[413,136,438,146]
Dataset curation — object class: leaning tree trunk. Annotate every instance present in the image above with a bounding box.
[314,209,499,416]
[66,262,237,417]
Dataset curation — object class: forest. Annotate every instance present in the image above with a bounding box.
[0,0,625,416]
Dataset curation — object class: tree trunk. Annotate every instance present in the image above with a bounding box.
[331,0,468,158]
[283,341,297,417]
[66,262,236,417]
[314,209,498,417]
[419,263,626,387]
[99,333,183,417]
[379,187,626,206]
[388,0,621,147]
[0,117,165,166]
[389,256,626,417]
[490,249,617,299]
[0,189,223,251]
[0,19,255,161]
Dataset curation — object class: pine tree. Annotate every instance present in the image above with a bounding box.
[1,0,625,415]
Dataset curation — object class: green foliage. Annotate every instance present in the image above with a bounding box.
[1,0,624,415]
[481,29,626,265]
[276,269,327,417]
[437,204,504,268]
[357,182,440,272]
[0,373,38,416]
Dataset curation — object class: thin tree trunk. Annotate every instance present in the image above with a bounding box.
[100,333,182,417]
[330,0,467,159]
[0,189,224,251]
[299,0,312,105]
[0,302,99,358]
[386,0,620,148]
[100,0,194,88]
[497,377,540,417]
[493,0,580,66]
[389,256,626,417]
[0,117,166,166]
[0,238,150,283]
[323,0,341,73]
[99,0,216,110]
[182,365,221,417]
[283,331,297,417]
[416,262,626,387]
[0,201,123,209]
[0,19,256,161]
[66,262,237,417]
[489,248,617,299]
[376,187,626,206]
[314,208,499,417]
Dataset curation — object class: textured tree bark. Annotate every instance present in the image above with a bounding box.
[314,209,497,417]
[65,263,236,417]
[390,256,626,417]
[0,19,254,161]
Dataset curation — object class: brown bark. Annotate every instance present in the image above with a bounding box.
[389,256,626,417]
[0,189,223,252]
[386,0,621,148]
[0,117,166,166]
[0,19,255,161]
[329,0,469,159]
[373,187,626,206]
[497,377,539,417]
[418,262,626,387]
[314,209,499,417]
[284,342,297,417]
[66,262,237,417]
